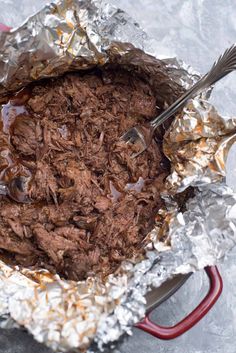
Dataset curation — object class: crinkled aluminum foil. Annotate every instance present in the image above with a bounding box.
[163,98,236,193]
[0,0,236,352]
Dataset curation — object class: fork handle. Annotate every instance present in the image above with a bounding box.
[151,45,236,129]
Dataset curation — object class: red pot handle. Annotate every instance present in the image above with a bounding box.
[136,266,222,339]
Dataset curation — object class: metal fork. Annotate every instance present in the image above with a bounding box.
[121,44,236,158]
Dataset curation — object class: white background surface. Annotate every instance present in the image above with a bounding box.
[0,1,236,353]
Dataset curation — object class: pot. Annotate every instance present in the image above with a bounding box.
[138,266,222,339]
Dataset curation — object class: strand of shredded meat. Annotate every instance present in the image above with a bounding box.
[0,67,170,281]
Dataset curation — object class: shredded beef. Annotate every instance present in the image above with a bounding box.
[0,67,170,281]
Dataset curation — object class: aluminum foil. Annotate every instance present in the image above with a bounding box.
[0,0,236,352]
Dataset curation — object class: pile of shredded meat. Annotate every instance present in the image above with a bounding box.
[0,67,170,281]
